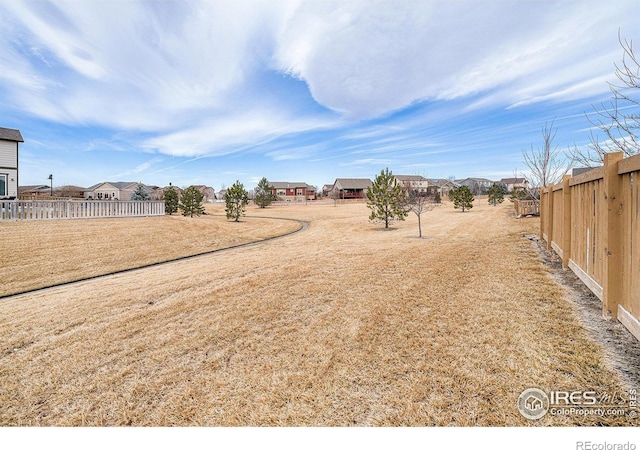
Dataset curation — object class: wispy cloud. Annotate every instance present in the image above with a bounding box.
[109,157,164,179]
[1,0,638,189]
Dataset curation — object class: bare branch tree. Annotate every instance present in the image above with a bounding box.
[571,31,640,166]
[402,180,436,238]
[522,120,573,198]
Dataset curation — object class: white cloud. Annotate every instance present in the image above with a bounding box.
[110,157,164,178]
[142,107,338,157]
[1,0,638,164]
[0,1,296,129]
[275,0,639,119]
[340,158,394,167]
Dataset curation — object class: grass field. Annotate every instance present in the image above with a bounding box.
[0,212,302,297]
[0,200,635,426]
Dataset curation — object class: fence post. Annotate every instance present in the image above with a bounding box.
[546,183,554,250]
[539,188,546,241]
[561,175,572,269]
[602,152,624,319]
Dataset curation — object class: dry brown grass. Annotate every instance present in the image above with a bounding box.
[0,200,633,426]
[0,212,301,297]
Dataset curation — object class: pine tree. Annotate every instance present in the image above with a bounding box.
[487,183,504,206]
[366,168,408,228]
[130,183,151,201]
[450,185,474,212]
[164,185,179,215]
[225,180,249,222]
[179,185,204,217]
[509,187,527,202]
[254,177,275,208]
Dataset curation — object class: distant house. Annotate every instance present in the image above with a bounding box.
[19,185,51,198]
[321,184,334,198]
[154,185,183,201]
[500,177,529,192]
[455,177,495,194]
[427,179,459,197]
[193,185,216,203]
[394,175,430,194]
[84,181,149,200]
[0,127,24,200]
[271,182,315,202]
[329,178,373,199]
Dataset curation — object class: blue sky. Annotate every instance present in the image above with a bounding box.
[1,0,638,191]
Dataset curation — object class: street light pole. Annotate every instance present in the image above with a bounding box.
[48,174,53,196]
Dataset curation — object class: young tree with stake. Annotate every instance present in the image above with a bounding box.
[403,181,436,238]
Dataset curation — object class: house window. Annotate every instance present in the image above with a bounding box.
[297,189,303,196]
[0,174,6,197]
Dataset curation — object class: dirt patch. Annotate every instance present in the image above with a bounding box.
[527,234,640,390]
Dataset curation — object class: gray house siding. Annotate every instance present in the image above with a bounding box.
[0,128,23,199]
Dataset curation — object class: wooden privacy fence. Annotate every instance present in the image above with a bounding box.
[0,200,165,221]
[540,152,640,341]
[514,199,540,216]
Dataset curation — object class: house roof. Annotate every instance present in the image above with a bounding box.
[394,175,427,182]
[0,127,24,142]
[456,177,495,184]
[192,185,214,190]
[271,182,314,189]
[427,178,459,187]
[19,185,50,193]
[500,178,527,184]
[333,178,372,190]
[85,181,139,191]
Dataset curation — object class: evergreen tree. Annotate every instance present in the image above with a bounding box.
[254,177,275,208]
[225,180,249,222]
[487,183,504,206]
[509,187,527,202]
[130,183,151,201]
[450,185,474,212]
[164,185,179,215]
[179,185,204,217]
[366,168,408,228]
